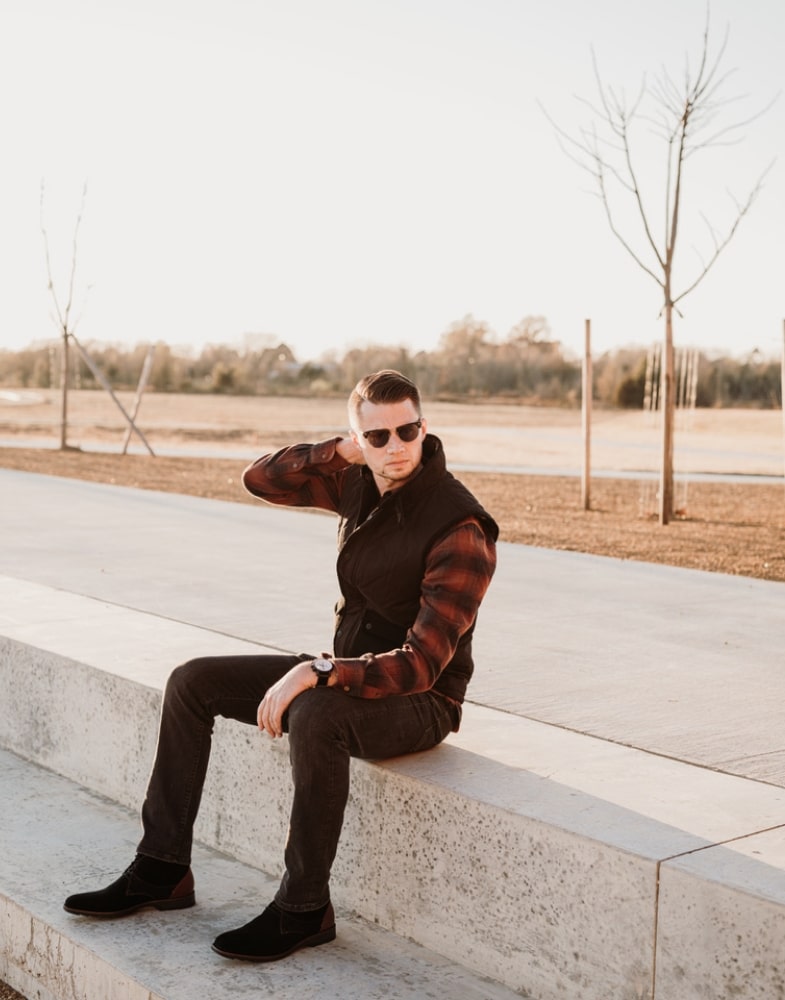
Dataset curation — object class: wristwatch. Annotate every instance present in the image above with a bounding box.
[311,657,334,686]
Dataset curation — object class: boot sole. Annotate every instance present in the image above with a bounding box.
[64,892,196,917]
[211,925,336,962]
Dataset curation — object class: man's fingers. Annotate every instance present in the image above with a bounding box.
[257,663,312,738]
[258,693,280,737]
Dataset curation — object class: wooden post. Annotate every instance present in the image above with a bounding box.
[781,319,785,481]
[122,345,156,455]
[70,335,156,456]
[581,318,592,510]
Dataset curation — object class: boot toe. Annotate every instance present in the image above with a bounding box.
[212,902,335,961]
[64,864,195,917]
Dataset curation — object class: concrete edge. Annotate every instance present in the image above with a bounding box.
[5,576,785,997]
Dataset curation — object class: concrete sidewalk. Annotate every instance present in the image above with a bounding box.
[2,467,785,999]
[1,467,783,787]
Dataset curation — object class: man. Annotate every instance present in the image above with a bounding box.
[64,369,498,962]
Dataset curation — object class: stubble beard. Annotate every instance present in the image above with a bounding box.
[376,457,416,488]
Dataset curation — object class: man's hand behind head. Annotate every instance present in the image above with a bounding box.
[336,437,366,466]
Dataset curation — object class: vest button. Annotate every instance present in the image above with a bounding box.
[364,623,372,630]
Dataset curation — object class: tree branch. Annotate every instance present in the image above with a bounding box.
[39,180,90,336]
[63,181,88,332]
[672,162,774,305]
[39,180,64,330]
[541,6,774,317]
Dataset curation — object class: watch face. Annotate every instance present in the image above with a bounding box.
[312,658,333,686]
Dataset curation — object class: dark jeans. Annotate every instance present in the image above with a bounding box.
[138,653,458,912]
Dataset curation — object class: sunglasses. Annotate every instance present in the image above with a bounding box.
[361,419,423,449]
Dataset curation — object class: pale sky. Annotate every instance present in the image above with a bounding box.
[2,0,783,365]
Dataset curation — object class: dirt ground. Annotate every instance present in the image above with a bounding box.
[2,390,784,583]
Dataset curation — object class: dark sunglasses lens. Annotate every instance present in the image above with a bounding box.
[397,421,421,442]
[365,429,390,447]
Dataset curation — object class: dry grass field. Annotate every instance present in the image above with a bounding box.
[1,389,784,582]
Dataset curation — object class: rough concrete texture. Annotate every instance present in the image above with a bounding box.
[0,749,520,1000]
[5,579,785,996]
[0,597,659,997]
[656,828,785,1000]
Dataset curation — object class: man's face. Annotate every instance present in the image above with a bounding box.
[351,398,427,492]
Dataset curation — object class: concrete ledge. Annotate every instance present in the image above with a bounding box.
[0,748,519,1000]
[3,576,785,998]
[657,832,785,998]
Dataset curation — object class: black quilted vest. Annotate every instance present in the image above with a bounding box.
[332,435,498,702]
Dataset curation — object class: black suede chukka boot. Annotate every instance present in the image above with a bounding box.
[212,901,336,961]
[64,857,195,917]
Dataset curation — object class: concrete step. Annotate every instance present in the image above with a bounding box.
[3,575,785,999]
[0,747,518,1000]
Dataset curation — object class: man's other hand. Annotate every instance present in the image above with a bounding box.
[336,436,365,465]
[257,661,315,738]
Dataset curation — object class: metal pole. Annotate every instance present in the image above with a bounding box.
[581,318,592,510]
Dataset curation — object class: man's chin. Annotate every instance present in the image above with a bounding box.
[384,463,412,477]
[380,463,415,484]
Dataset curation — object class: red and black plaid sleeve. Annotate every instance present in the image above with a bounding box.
[331,518,496,698]
[242,438,348,512]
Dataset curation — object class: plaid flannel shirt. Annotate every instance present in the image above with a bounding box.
[244,439,497,702]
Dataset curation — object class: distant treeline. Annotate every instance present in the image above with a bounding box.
[1,315,781,408]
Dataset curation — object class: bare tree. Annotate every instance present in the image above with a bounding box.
[545,11,775,523]
[40,180,90,451]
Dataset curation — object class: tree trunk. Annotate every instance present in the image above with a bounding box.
[59,331,69,451]
[659,305,675,525]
